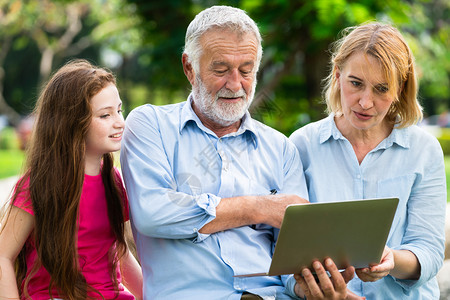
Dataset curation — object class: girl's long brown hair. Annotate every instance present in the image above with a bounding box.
[10,60,127,299]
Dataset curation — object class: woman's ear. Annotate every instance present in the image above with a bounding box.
[335,66,341,80]
[182,54,195,86]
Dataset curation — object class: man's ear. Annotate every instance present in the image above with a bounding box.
[182,54,195,85]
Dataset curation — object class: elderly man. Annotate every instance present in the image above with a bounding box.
[121,5,352,299]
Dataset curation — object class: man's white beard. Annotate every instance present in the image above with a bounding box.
[192,75,256,127]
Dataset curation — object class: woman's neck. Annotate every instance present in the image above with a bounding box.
[335,116,393,164]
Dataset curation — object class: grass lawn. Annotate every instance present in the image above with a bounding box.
[0,150,120,179]
[0,149,24,179]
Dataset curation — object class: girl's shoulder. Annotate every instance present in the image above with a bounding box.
[11,175,34,215]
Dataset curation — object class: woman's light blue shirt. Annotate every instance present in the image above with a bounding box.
[290,115,446,300]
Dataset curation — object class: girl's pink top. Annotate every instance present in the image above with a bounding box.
[13,170,134,300]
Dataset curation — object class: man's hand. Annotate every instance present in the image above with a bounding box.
[200,194,308,234]
[356,246,394,282]
[256,194,309,228]
[293,258,357,300]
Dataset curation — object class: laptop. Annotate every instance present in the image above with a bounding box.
[235,197,399,277]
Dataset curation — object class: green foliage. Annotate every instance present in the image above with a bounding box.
[0,0,449,138]
[118,0,449,134]
[122,81,188,113]
[1,0,145,116]
[123,0,194,92]
[397,0,450,116]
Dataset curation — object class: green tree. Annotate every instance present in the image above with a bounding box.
[0,0,28,126]
[398,0,450,117]
[0,0,143,122]
[243,0,406,133]
[1,0,448,135]
[124,0,449,134]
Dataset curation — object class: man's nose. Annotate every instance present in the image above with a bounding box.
[225,69,242,93]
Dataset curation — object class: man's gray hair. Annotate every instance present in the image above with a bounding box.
[183,5,263,74]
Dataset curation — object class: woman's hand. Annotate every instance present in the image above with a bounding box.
[293,258,356,299]
[356,246,394,282]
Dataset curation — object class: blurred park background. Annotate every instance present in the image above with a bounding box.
[0,0,449,200]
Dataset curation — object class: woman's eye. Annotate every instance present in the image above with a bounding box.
[100,114,110,118]
[350,81,361,87]
[376,85,389,93]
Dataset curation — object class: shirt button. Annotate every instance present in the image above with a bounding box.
[357,174,361,179]
[193,228,198,233]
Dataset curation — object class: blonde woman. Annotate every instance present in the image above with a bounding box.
[290,23,446,299]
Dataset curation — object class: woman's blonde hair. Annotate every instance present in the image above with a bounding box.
[323,22,422,128]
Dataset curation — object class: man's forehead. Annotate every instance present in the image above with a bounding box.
[200,28,258,48]
[200,30,258,60]
[202,26,256,41]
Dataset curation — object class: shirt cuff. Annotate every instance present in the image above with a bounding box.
[283,275,303,299]
[192,193,221,243]
[390,244,436,292]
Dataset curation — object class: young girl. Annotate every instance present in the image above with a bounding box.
[0,60,143,299]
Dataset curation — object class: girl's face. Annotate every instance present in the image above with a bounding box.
[85,83,124,159]
[336,52,395,133]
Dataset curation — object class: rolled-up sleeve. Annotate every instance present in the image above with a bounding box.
[120,106,220,241]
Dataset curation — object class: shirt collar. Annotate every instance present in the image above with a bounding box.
[382,124,410,149]
[319,114,340,144]
[179,94,199,133]
[179,94,258,148]
[319,113,410,149]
